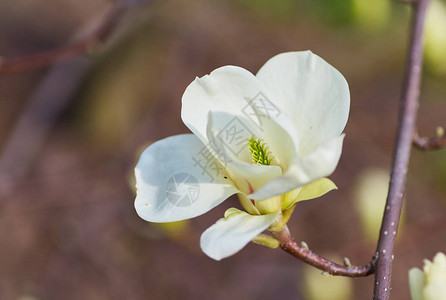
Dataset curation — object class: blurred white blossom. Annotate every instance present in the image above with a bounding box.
[409,252,446,300]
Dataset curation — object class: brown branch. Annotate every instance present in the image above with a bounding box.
[373,0,430,299]
[271,225,376,277]
[413,132,446,150]
[0,0,151,74]
[0,38,98,74]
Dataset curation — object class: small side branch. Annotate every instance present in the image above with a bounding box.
[271,225,376,277]
[413,132,446,150]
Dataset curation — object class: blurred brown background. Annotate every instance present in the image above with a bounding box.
[0,0,445,299]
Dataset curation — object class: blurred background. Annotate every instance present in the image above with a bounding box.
[0,0,445,299]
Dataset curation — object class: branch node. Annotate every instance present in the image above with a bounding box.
[413,129,446,150]
[436,126,445,138]
[343,257,352,267]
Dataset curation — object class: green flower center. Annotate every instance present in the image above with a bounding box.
[247,136,274,165]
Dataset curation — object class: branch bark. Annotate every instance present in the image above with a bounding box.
[271,225,376,277]
[413,132,446,150]
[373,0,430,299]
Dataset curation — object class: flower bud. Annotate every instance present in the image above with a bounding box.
[409,252,446,300]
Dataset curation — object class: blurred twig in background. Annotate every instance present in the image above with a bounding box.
[0,0,152,74]
[0,0,153,195]
[0,58,90,195]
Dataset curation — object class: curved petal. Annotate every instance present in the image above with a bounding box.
[256,51,350,156]
[200,208,279,260]
[282,178,337,210]
[294,177,337,201]
[250,135,344,200]
[135,134,239,223]
[181,66,300,194]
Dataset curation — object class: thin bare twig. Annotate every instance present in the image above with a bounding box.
[413,132,446,150]
[373,0,429,299]
[271,225,376,277]
[0,0,150,74]
[0,38,99,74]
[0,0,152,195]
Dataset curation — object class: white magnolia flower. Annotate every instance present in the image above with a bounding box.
[134,51,350,260]
[409,252,446,300]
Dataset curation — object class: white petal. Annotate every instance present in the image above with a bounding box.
[250,135,344,200]
[134,134,239,222]
[181,66,299,193]
[256,51,350,156]
[205,112,284,195]
[200,208,279,260]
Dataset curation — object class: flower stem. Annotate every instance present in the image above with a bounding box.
[271,225,376,277]
[373,0,430,299]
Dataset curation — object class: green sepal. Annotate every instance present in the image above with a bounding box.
[252,234,280,249]
[223,207,245,219]
[282,178,337,210]
[281,204,296,225]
